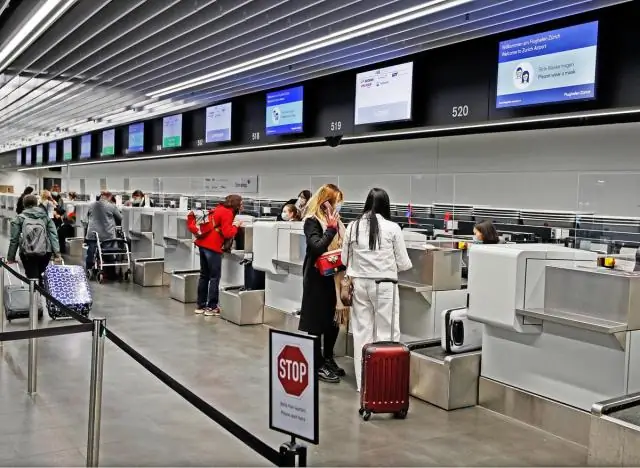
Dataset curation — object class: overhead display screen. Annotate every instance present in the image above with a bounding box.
[25,147,32,165]
[354,61,414,125]
[102,129,115,156]
[36,145,43,165]
[128,123,144,153]
[63,139,72,162]
[162,114,182,148]
[266,86,303,136]
[205,103,232,143]
[15,149,21,166]
[496,21,599,108]
[80,134,91,159]
[48,142,57,163]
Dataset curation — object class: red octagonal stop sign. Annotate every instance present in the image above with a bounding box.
[277,345,309,397]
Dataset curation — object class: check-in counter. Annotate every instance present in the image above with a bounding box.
[163,210,194,273]
[128,207,158,259]
[467,244,611,444]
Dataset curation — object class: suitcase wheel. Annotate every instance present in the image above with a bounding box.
[97,272,105,284]
[394,409,408,420]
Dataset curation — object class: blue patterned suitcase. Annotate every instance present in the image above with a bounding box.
[43,264,92,320]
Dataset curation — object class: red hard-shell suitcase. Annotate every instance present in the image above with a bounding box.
[359,278,410,421]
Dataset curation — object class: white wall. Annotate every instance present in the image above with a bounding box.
[61,122,640,217]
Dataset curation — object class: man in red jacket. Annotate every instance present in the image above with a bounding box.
[187,195,243,316]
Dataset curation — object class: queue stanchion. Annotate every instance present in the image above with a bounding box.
[87,318,106,468]
[279,436,307,467]
[27,278,38,395]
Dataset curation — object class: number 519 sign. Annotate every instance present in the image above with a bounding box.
[269,329,319,444]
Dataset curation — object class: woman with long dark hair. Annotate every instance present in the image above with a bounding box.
[473,220,500,244]
[341,188,412,392]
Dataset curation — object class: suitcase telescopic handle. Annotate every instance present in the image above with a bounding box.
[373,278,399,342]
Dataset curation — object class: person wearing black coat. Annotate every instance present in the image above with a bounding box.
[298,184,345,383]
[15,186,34,215]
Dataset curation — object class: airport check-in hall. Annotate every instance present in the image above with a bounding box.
[0,0,640,466]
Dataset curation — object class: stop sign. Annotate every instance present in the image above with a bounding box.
[277,345,309,397]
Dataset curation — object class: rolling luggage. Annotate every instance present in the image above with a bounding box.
[3,266,43,322]
[359,278,410,421]
[441,307,482,353]
[43,263,92,320]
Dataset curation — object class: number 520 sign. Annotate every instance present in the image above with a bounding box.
[269,329,319,444]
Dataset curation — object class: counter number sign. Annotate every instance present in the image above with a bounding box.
[269,329,318,444]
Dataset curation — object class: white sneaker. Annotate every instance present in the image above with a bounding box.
[194,308,206,315]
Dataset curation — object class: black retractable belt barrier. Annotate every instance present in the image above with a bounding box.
[0,323,93,342]
[105,329,287,466]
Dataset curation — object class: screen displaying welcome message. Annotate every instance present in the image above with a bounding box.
[496,21,598,108]
[266,86,303,136]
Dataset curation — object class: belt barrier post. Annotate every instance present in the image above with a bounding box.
[279,436,307,467]
[0,262,5,347]
[86,318,106,468]
[27,279,38,395]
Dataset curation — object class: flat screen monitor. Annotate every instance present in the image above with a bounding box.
[266,86,303,136]
[63,139,72,162]
[80,134,91,159]
[162,114,182,148]
[354,61,414,125]
[128,123,144,153]
[102,129,115,157]
[36,145,43,165]
[48,142,57,163]
[16,149,21,166]
[496,21,599,108]
[205,103,232,143]
[25,147,32,165]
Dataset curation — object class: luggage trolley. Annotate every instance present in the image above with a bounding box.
[89,228,132,283]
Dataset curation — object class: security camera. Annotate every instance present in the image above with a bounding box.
[325,135,342,148]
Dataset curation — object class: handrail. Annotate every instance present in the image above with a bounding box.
[592,392,640,416]
[0,258,301,467]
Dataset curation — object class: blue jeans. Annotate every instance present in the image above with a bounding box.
[197,247,222,309]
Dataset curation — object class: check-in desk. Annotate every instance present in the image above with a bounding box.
[468,244,602,445]
[253,221,305,327]
[128,207,158,260]
[162,210,194,273]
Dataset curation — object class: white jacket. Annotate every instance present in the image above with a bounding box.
[341,214,412,280]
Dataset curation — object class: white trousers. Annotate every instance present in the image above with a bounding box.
[351,278,400,391]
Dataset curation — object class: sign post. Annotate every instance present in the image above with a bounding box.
[269,329,319,466]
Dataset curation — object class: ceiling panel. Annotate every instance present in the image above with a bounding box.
[0,0,630,150]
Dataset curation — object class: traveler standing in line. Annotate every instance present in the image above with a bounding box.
[15,186,34,214]
[85,191,122,274]
[39,190,57,219]
[187,195,243,317]
[473,220,500,244]
[341,188,412,392]
[50,184,64,211]
[7,194,61,283]
[299,184,346,383]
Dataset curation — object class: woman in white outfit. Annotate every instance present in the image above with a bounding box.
[341,188,412,392]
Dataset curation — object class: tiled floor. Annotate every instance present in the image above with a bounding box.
[0,246,588,466]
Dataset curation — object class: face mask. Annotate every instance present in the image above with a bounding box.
[52,192,58,197]
[295,197,305,210]
[334,203,343,214]
[473,235,482,243]
[132,198,142,206]
[281,211,290,221]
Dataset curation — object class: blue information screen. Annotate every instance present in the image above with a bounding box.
[48,142,57,163]
[128,123,144,153]
[80,134,92,159]
[496,21,598,108]
[266,86,303,136]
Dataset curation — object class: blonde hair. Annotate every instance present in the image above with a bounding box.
[40,190,50,202]
[304,184,343,224]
